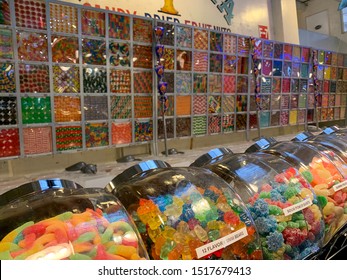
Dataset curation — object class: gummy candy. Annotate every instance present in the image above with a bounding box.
[0,209,145,260]
[131,183,262,260]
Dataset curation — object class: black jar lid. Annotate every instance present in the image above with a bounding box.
[245,137,277,153]
[0,179,83,207]
[105,160,171,193]
[190,147,233,167]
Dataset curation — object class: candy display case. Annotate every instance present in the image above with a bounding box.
[0,179,149,260]
[105,160,263,260]
[190,151,324,259]
[308,134,347,163]
[292,132,347,179]
[245,138,347,246]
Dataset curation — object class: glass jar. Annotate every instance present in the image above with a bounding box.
[308,134,347,163]
[0,179,149,260]
[191,151,324,260]
[105,160,262,260]
[246,138,347,246]
[293,134,347,179]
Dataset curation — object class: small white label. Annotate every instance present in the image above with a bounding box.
[195,227,248,259]
[283,198,313,216]
[333,181,347,192]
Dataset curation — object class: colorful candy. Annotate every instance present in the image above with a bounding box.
[127,182,262,260]
[0,209,146,260]
[298,156,347,244]
[246,167,324,260]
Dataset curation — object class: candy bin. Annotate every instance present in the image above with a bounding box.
[190,151,324,260]
[308,134,347,163]
[293,133,347,179]
[245,137,347,246]
[105,160,263,260]
[0,179,149,260]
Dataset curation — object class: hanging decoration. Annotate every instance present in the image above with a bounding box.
[249,37,263,138]
[154,25,169,156]
[154,26,168,113]
[250,37,262,112]
[311,49,321,129]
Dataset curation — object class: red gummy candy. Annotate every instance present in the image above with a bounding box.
[187,218,199,230]
[282,228,308,247]
[310,221,321,236]
[261,184,273,192]
[22,223,46,238]
[297,176,310,188]
[302,208,315,224]
[285,167,297,177]
[95,244,108,260]
[248,193,259,205]
[333,190,347,205]
[274,174,286,183]
[224,211,240,226]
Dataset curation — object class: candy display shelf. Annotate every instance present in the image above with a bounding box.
[0,0,347,161]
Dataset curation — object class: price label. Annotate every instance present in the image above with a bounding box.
[333,181,347,192]
[196,227,248,259]
[283,198,312,216]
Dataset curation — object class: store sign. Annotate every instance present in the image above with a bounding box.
[61,0,237,32]
[258,25,269,39]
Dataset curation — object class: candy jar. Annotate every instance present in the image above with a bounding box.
[246,138,347,246]
[308,134,347,163]
[105,160,263,260]
[0,179,149,260]
[293,133,347,179]
[190,151,324,260]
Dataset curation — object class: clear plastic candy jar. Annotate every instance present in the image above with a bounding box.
[293,133,347,179]
[190,151,324,260]
[0,179,149,260]
[105,160,263,260]
[246,138,347,246]
[308,134,347,163]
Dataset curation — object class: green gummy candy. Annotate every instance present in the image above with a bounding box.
[101,227,114,244]
[287,221,299,228]
[317,196,328,208]
[284,187,300,199]
[292,213,304,221]
[76,231,96,243]
[301,170,313,183]
[56,211,73,221]
[277,224,286,232]
[259,192,271,199]
[0,251,13,260]
[269,205,283,215]
[297,220,307,229]
[69,253,92,260]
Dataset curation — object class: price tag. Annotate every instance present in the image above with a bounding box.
[196,227,248,259]
[283,198,312,216]
[333,181,347,192]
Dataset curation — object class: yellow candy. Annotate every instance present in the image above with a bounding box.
[309,204,322,221]
[1,221,34,243]
[300,188,314,201]
[323,202,335,216]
